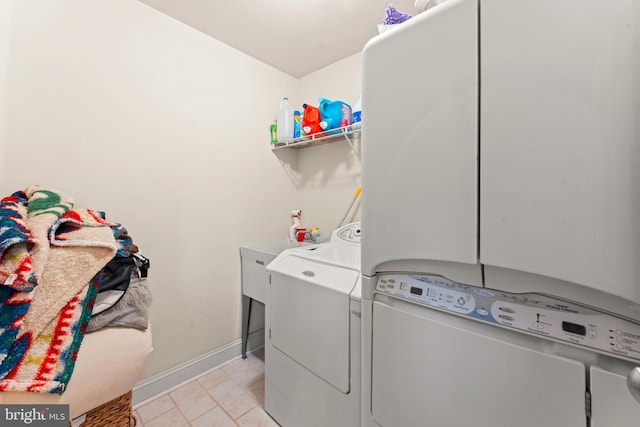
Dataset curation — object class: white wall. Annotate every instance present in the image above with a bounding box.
[0,0,10,190]
[3,0,298,378]
[2,0,364,387]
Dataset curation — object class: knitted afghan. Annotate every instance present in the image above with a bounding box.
[0,186,116,393]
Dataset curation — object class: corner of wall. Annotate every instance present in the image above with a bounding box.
[0,0,12,191]
[291,51,364,236]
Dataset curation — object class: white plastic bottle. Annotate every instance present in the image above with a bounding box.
[352,95,362,124]
[276,97,294,141]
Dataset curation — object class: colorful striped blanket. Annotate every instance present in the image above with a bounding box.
[0,186,117,394]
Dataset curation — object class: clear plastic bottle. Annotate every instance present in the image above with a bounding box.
[277,97,294,141]
[340,104,352,128]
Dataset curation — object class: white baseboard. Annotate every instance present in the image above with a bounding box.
[132,329,264,406]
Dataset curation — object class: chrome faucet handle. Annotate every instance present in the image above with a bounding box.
[627,367,640,404]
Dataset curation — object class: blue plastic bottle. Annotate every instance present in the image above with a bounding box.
[318,98,351,132]
[352,95,362,124]
[293,110,301,138]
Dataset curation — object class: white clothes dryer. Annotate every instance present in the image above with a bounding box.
[265,222,361,427]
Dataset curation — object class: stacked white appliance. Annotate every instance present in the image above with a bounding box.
[360,1,640,426]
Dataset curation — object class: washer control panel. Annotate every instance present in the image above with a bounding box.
[333,222,361,244]
[376,273,640,362]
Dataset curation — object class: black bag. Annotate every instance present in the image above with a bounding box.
[92,253,150,315]
[96,257,136,294]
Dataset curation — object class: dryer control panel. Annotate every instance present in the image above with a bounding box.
[376,273,640,363]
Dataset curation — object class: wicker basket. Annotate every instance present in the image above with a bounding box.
[77,390,136,427]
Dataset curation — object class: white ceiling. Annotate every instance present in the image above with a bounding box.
[138,0,421,78]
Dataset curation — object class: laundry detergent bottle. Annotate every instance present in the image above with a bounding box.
[301,104,324,137]
[318,97,351,132]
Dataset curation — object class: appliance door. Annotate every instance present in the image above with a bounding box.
[590,367,640,426]
[269,255,359,393]
[360,0,478,277]
[371,297,587,427]
[480,0,640,305]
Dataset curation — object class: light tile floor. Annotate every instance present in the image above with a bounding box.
[133,348,278,427]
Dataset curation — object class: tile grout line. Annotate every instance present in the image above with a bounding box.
[133,354,243,411]
[136,396,175,425]
[203,374,260,424]
[177,367,261,426]
[166,393,192,426]
[138,350,267,426]
[200,381,242,426]
[134,349,263,411]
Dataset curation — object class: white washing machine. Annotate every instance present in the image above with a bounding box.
[265,222,361,427]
